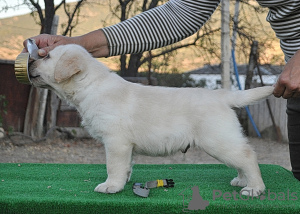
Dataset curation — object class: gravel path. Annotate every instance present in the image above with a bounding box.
[0,136,291,170]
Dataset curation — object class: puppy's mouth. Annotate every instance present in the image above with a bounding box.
[28,62,45,87]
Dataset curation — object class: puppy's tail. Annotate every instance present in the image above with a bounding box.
[225,86,274,108]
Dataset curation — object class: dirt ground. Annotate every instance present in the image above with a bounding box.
[0,135,291,171]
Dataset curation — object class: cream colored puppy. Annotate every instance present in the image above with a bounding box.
[29,44,273,196]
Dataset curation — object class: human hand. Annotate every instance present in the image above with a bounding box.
[22,34,70,57]
[21,30,109,58]
[274,49,300,99]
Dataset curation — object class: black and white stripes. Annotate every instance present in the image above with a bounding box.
[258,0,300,61]
[102,0,220,56]
[102,0,300,62]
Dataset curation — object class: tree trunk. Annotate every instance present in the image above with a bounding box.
[232,0,240,50]
[125,53,143,77]
[120,55,127,76]
[245,41,258,90]
[240,41,258,135]
[147,51,153,85]
[43,0,55,34]
[118,0,159,77]
[24,14,59,139]
[221,0,231,89]
[47,15,60,130]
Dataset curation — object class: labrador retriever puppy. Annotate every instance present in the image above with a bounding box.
[29,44,273,196]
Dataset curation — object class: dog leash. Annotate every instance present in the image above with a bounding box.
[133,179,175,197]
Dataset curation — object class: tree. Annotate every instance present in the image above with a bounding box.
[26,0,86,138]
[1,0,282,137]
[105,0,220,77]
[25,0,86,35]
[105,0,282,77]
[1,0,86,138]
[1,0,85,36]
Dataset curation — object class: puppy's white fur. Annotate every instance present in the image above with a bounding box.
[29,44,273,196]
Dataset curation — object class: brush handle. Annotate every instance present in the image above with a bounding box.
[27,39,41,60]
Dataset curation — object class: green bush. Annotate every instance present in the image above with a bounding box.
[139,72,207,88]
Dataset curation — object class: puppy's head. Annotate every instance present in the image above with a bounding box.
[29,44,88,95]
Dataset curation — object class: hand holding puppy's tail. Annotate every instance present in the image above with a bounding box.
[226,86,274,108]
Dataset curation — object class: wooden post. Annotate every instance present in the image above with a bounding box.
[221,0,231,89]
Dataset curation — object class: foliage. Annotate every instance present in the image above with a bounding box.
[138,72,207,88]
[154,73,207,88]
[0,0,284,71]
[104,0,283,76]
[0,0,86,36]
[0,95,8,127]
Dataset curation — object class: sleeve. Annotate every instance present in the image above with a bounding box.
[101,0,220,56]
[257,0,300,61]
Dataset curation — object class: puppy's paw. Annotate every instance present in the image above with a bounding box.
[94,182,124,194]
[230,177,247,187]
[240,186,265,197]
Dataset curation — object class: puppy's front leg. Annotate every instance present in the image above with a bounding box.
[94,140,133,194]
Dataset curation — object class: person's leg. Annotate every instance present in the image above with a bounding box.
[287,97,300,181]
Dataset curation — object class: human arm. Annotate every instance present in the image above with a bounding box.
[23,29,109,58]
[255,1,300,98]
[101,0,220,56]
[23,0,220,58]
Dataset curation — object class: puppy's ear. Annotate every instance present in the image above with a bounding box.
[54,53,81,83]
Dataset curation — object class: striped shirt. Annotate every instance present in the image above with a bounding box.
[102,0,300,62]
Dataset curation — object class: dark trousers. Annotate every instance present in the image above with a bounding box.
[287,98,300,180]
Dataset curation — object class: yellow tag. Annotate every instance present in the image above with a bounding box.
[157,180,164,187]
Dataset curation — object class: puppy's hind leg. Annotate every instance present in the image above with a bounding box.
[219,141,264,196]
[199,123,265,197]
[234,144,266,197]
[94,138,133,194]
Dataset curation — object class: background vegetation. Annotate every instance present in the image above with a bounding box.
[0,0,284,74]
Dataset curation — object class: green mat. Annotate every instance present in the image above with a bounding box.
[0,163,299,213]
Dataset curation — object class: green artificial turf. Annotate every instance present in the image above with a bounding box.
[0,163,299,213]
